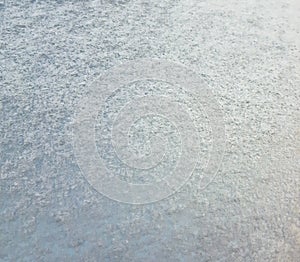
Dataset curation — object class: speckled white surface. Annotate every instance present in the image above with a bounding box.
[1,0,300,261]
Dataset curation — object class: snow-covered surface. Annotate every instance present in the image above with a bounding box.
[1,0,299,261]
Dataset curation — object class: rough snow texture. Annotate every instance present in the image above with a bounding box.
[1,0,300,261]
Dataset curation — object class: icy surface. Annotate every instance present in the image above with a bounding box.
[1,0,300,261]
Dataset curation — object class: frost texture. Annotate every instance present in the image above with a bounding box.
[1,0,300,261]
